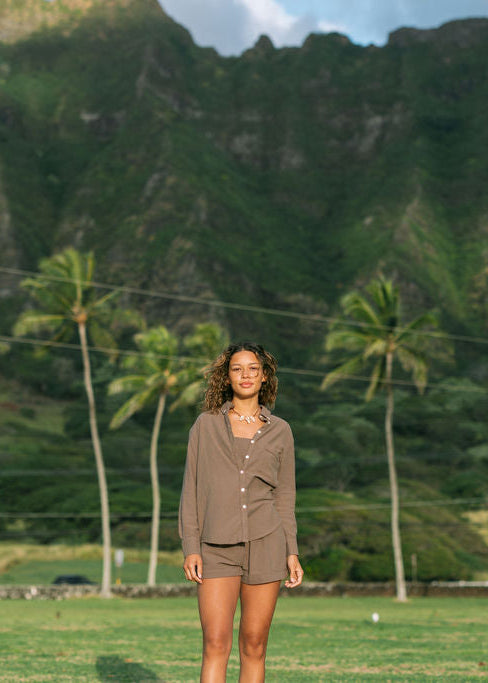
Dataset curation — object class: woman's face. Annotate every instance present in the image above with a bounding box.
[227,350,266,400]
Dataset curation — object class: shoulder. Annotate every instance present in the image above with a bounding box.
[190,410,224,432]
[195,409,222,424]
[269,414,294,437]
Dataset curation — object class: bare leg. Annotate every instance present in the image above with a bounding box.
[198,576,241,683]
[238,581,281,683]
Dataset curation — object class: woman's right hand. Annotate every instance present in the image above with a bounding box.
[183,553,203,583]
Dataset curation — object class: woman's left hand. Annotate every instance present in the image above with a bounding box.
[284,554,304,588]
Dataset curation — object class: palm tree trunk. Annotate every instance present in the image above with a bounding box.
[385,350,407,602]
[78,321,112,597]
[148,393,166,586]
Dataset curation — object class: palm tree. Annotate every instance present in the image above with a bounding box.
[108,322,228,586]
[14,248,120,598]
[322,275,443,602]
[173,322,230,411]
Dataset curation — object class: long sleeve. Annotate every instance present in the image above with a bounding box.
[273,423,298,556]
[178,420,201,557]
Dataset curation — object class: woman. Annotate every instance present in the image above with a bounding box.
[179,341,303,682]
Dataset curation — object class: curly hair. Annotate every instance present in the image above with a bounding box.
[203,342,278,412]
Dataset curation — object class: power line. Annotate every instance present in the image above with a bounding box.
[296,497,487,513]
[1,332,488,394]
[0,497,484,518]
[0,450,481,478]
[0,333,207,366]
[2,264,487,346]
[1,266,326,322]
[0,511,177,519]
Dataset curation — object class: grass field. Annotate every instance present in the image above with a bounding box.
[0,596,487,681]
[0,559,185,585]
[0,544,186,585]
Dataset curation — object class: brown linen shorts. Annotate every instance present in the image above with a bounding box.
[200,524,288,584]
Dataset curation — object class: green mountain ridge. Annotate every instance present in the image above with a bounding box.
[1,2,488,359]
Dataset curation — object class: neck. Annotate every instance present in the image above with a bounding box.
[232,397,260,415]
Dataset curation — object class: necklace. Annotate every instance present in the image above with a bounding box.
[231,406,260,424]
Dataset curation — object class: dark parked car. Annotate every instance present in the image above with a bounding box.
[52,574,96,585]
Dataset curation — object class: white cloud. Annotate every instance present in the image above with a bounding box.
[311,0,488,46]
[239,0,296,31]
[159,0,488,55]
[159,0,344,55]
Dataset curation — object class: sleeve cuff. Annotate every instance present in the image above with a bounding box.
[286,537,299,556]
[182,537,201,557]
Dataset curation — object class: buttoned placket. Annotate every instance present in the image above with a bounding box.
[224,407,270,542]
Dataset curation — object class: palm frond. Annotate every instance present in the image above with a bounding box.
[340,291,383,329]
[363,338,388,359]
[325,328,371,353]
[396,346,428,393]
[88,289,120,313]
[109,386,159,429]
[321,355,364,390]
[169,380,204,412]
[13,312,67,336]
[365,358,386,401]
[395,312,438,344]
[66,248,83,306]
[184,322,229,364]
[85,251,95,285]
[133,327,179,370]
[108,375,148,395]
[44,249,81,306]
[20,277,73,312]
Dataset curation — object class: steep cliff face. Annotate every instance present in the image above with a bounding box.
[1,1,488,357]
[0,0,165,43]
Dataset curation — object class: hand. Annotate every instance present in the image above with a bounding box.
[183,553,203,583]
[284,554,304,589]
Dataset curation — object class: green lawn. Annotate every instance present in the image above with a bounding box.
[0,544,186,586]
[0,597,487,681]
[0,559,185,585]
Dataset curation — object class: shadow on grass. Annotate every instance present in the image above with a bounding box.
[96,655,166,682]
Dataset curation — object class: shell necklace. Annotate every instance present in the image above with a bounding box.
[231,406,260,424]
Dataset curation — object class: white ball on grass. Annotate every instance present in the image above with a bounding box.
[371,612,380,623]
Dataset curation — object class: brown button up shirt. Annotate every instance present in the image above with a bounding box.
[178,401,299,557]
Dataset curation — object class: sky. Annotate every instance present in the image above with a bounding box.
[158,0,488,56]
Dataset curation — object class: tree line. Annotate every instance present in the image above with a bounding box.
[12,248,451,601]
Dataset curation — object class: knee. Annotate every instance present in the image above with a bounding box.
[203,632,232,659]
[240,632,267,660]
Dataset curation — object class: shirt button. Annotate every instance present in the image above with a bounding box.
[245,455,250,459]
[257,430,261,434]
[250,440,255,444]
[242,504,247,509]
[241,487,245,492]
[240,470,244,474]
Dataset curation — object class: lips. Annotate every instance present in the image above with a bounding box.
[240,382,253,388]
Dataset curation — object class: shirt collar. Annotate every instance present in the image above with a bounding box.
[221,400,272,423]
